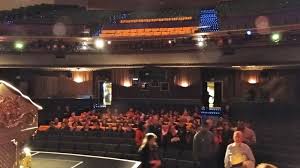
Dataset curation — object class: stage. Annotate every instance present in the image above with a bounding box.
[31,151,141,168]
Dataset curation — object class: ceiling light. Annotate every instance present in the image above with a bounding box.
[271,32,281,43]
[14,41,25,50]
[246,30,252,35]
[94,38,105,49]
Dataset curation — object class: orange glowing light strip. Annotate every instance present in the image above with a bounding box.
[120,16,193,24]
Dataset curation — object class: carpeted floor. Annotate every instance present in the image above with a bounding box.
[31,151,140,168]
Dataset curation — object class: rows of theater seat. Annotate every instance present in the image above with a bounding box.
[101,27,198,38]
[29,130,197,168]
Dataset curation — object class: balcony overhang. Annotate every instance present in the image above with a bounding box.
[0,45,300,69]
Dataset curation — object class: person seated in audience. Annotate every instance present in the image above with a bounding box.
[116,124,124,133]
[83,123,91,132]
[169,125,181,146]
[60,122,70,131]
[224,131,255,168]
[185,125,195,147]
[206,118,214,131]
[53,117,60,128]
[135,122,145,147]
[237,121,256,145]
[126,108,135,119]
[91,122,101,132]
[70,122,79,131]
[176,118,187,146]
[68,112,77,123]
[105,124,113,132]
[48,121,57,131]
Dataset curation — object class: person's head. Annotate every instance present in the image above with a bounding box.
[256,163,278,168]
[137,122,145,131]
[233,131,243,144]
[139,133,157,151]
[237,121,246,131]
[49,121,55,128]
[206,118,213,129]
[54,118,59,124]
[223,121,231,130]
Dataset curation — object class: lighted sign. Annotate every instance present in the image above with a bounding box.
[102,82,112,106]
[199,9,219,32]
[207,82,215,108]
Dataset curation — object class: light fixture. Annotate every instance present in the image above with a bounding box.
[271,32,281,43]
[94,38,105,49]
[14,41,25,50]
[197,41,206,47]
[168,40,172,44]
[180,81,190,88]
[246,30,252,35]
[123,80,132,87]
[107,41,112,45]
[73,77,84,83]
[81,41,88,50]
[248,78,258,84]
[197,36,205,42]
[81,45,88,50]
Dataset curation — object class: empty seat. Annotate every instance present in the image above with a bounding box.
[45,141,59,152]
[163,158,177,168]
[104,144,118,153]
[180,150,194,161]
[177,160,195,168]
[87,136,101,143]
[124,154,139,160]
[164,148,180,159]
[59,142,75,153]
[93,143,105,152]
[118,144,133,154]
[75,143,90,155]
[47,135,60,141]
[32,140,46,150]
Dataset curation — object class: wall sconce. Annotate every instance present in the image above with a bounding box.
[248,78,258,84]
[179,81,190,88]
[123,80,132,87]
[73,76,84,83]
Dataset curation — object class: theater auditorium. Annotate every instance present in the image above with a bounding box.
[0,0,299,168]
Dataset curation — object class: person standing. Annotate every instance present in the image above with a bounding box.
[193,122,217,168]
[139,133,161,168]
[224,131,255,168]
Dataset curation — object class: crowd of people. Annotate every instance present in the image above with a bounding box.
[47,106,260,168]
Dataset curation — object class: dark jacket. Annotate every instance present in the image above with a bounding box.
[139,144,160,168]
[193,128,216,160]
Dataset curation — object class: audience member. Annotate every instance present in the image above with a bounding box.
[237,122,256,145]
[139,133,161,168]
[135,123,145,146]
[193,121,217,168]
[224,131,255,168]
